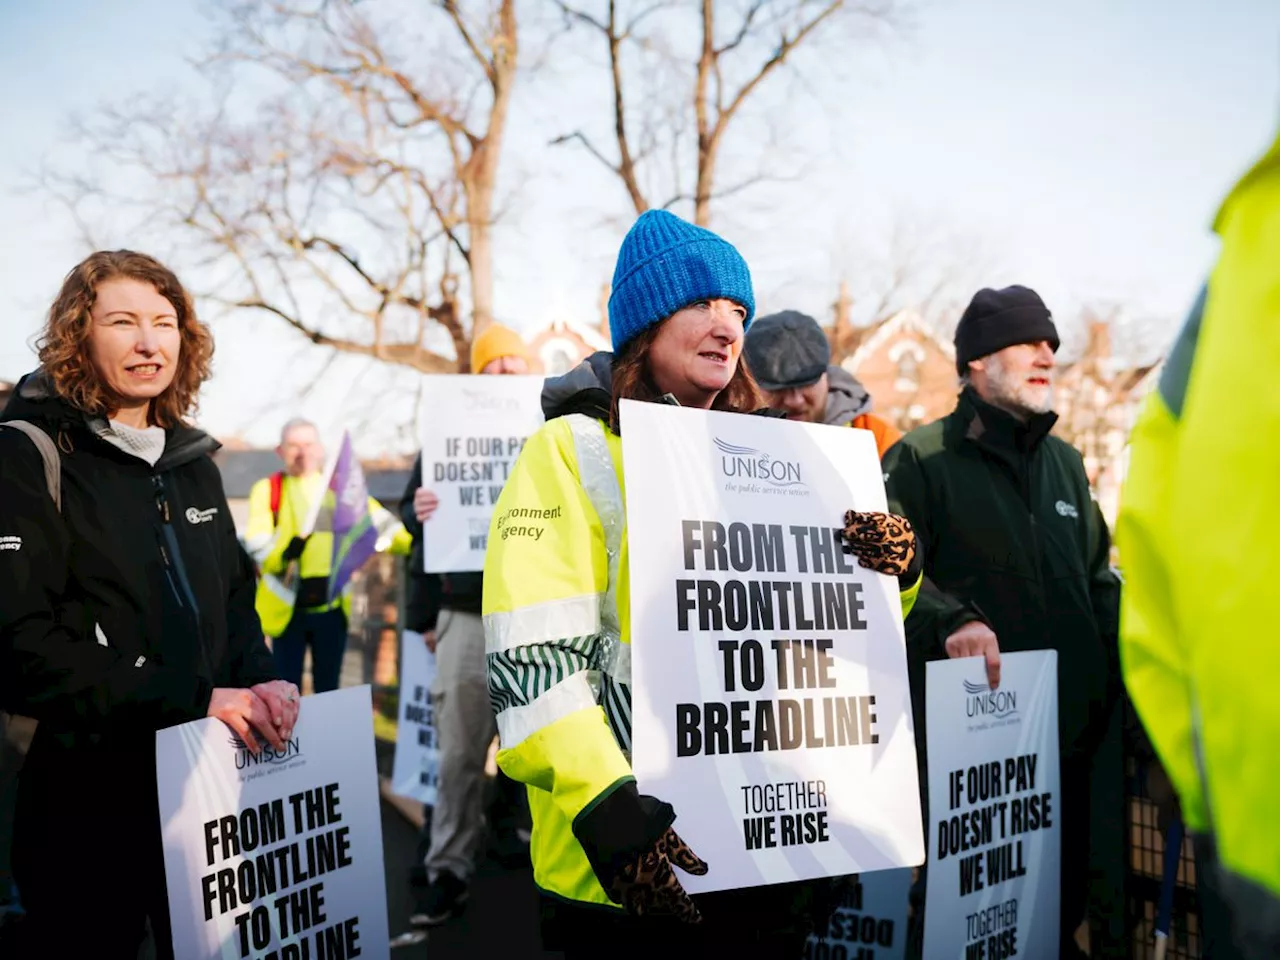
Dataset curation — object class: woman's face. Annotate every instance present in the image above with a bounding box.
[647,298,748,408]
[86,277,182,412]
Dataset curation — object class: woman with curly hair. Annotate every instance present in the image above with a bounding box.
[0,251,298,959]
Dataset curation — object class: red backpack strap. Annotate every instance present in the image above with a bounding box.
[268,471,284,526]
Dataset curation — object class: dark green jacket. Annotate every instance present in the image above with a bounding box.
[883,387,1121,759]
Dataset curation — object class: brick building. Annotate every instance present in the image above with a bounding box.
[525,317,609,376]
[511,291,1162,525]
[837,309,960,433]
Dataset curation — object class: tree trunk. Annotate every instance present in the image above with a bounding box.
[693,0,715,227]
[694,139,719,227]
[463,0,517,339]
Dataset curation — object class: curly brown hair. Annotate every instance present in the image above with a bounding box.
[610,323,763,430]
[36,250,213,427]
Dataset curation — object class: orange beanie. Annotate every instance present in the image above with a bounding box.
[469,324,529,373]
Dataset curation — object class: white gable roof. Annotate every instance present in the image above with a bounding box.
[845,309,954,371]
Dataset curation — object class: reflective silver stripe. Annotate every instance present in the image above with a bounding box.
[496,671,601,749]
[261,572,296,607]
[602,641,631,687]
[565,415,629,686]
[485,594,602,655]
[244,532,276,565]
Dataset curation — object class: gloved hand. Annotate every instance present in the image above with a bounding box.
[609,826,709,922]
[280,536,309,563]
[573,782,710,924]
[840,510,919,581]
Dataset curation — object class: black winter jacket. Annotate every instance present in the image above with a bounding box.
[0,371,277,737]
[883,387,1121,760]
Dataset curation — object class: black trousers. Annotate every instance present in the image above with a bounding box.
[545,883,819,958]
[272,607,349,694]
[10,740,173,960]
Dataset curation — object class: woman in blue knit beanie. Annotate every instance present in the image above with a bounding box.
[605,209,762,419]
[480,210,923,956]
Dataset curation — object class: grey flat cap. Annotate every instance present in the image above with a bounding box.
[743,310,831,391]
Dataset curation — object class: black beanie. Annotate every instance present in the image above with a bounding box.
[953,285,1060,375]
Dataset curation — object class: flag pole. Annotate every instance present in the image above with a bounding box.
[299,429,346,537]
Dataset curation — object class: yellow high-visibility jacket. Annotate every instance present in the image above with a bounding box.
[245,472,411,638]
[483,405,921,908]
[1117,131,1280,948]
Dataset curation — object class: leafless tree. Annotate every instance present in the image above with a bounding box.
[45,0,517,373]
[818,213,1004,364]
[549,0,901,226]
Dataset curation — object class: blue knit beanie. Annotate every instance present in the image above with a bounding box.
[607,210,755,354]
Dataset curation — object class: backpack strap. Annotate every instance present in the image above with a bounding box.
[269,471,284,526]
[0,421,61,511]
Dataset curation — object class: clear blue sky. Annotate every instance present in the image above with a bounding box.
[1,0,1276,451]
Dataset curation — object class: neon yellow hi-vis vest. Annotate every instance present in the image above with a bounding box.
[482,412,922,909]
[1117,131,1280,942]
[245,472,411,638]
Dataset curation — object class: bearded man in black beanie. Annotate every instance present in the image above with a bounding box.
[883,286,1126,959]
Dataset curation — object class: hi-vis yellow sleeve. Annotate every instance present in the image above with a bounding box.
[483,418,633,823]
[900,571,921,621]
[244,477,290,574]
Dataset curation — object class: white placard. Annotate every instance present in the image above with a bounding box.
[418,374,545,573]
[390,630,440,805]
[803,868,914,960]
[620,399,924,895]
[157,686,389,960]
[923,651,1061,960]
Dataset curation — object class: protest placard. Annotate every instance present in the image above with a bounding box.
[620,399,924,895]
[157,685,389,960]
[418,374,545,573]
[390,629,440,806]
[803,868,914,960]
[923,651,1060,960]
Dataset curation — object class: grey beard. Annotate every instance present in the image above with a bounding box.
[998,386,1054,420]
[983,364,1054,421]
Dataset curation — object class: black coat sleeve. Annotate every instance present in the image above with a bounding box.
[882,439,987,659]
[399,453,424,537]
[400,450,443,633]
[0,433,210,730]
[222,506,278,688]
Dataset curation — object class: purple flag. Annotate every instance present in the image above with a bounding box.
[327,431,378,601]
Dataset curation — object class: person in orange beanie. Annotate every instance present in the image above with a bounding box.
[469,323,531,375]
[403,321,533,925]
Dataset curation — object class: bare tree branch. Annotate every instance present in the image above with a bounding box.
[39,0,521,388]
[556,0,900,225]
[441,0,495,81]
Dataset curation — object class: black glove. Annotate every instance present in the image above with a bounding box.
[573,781,709,923]
[840,510,921,588]
[280,536,309,563]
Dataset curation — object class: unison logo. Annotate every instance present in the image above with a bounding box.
[462,388,519,413]
[963,679,1019,720]
[713,438,805,488]
[229,734,303,770]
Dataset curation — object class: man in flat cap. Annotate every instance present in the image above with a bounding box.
[744,310,901,457]
[885,285,1125,958]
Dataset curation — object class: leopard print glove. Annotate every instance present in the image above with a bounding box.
[608,827,709,923]
[841,510,917,577]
